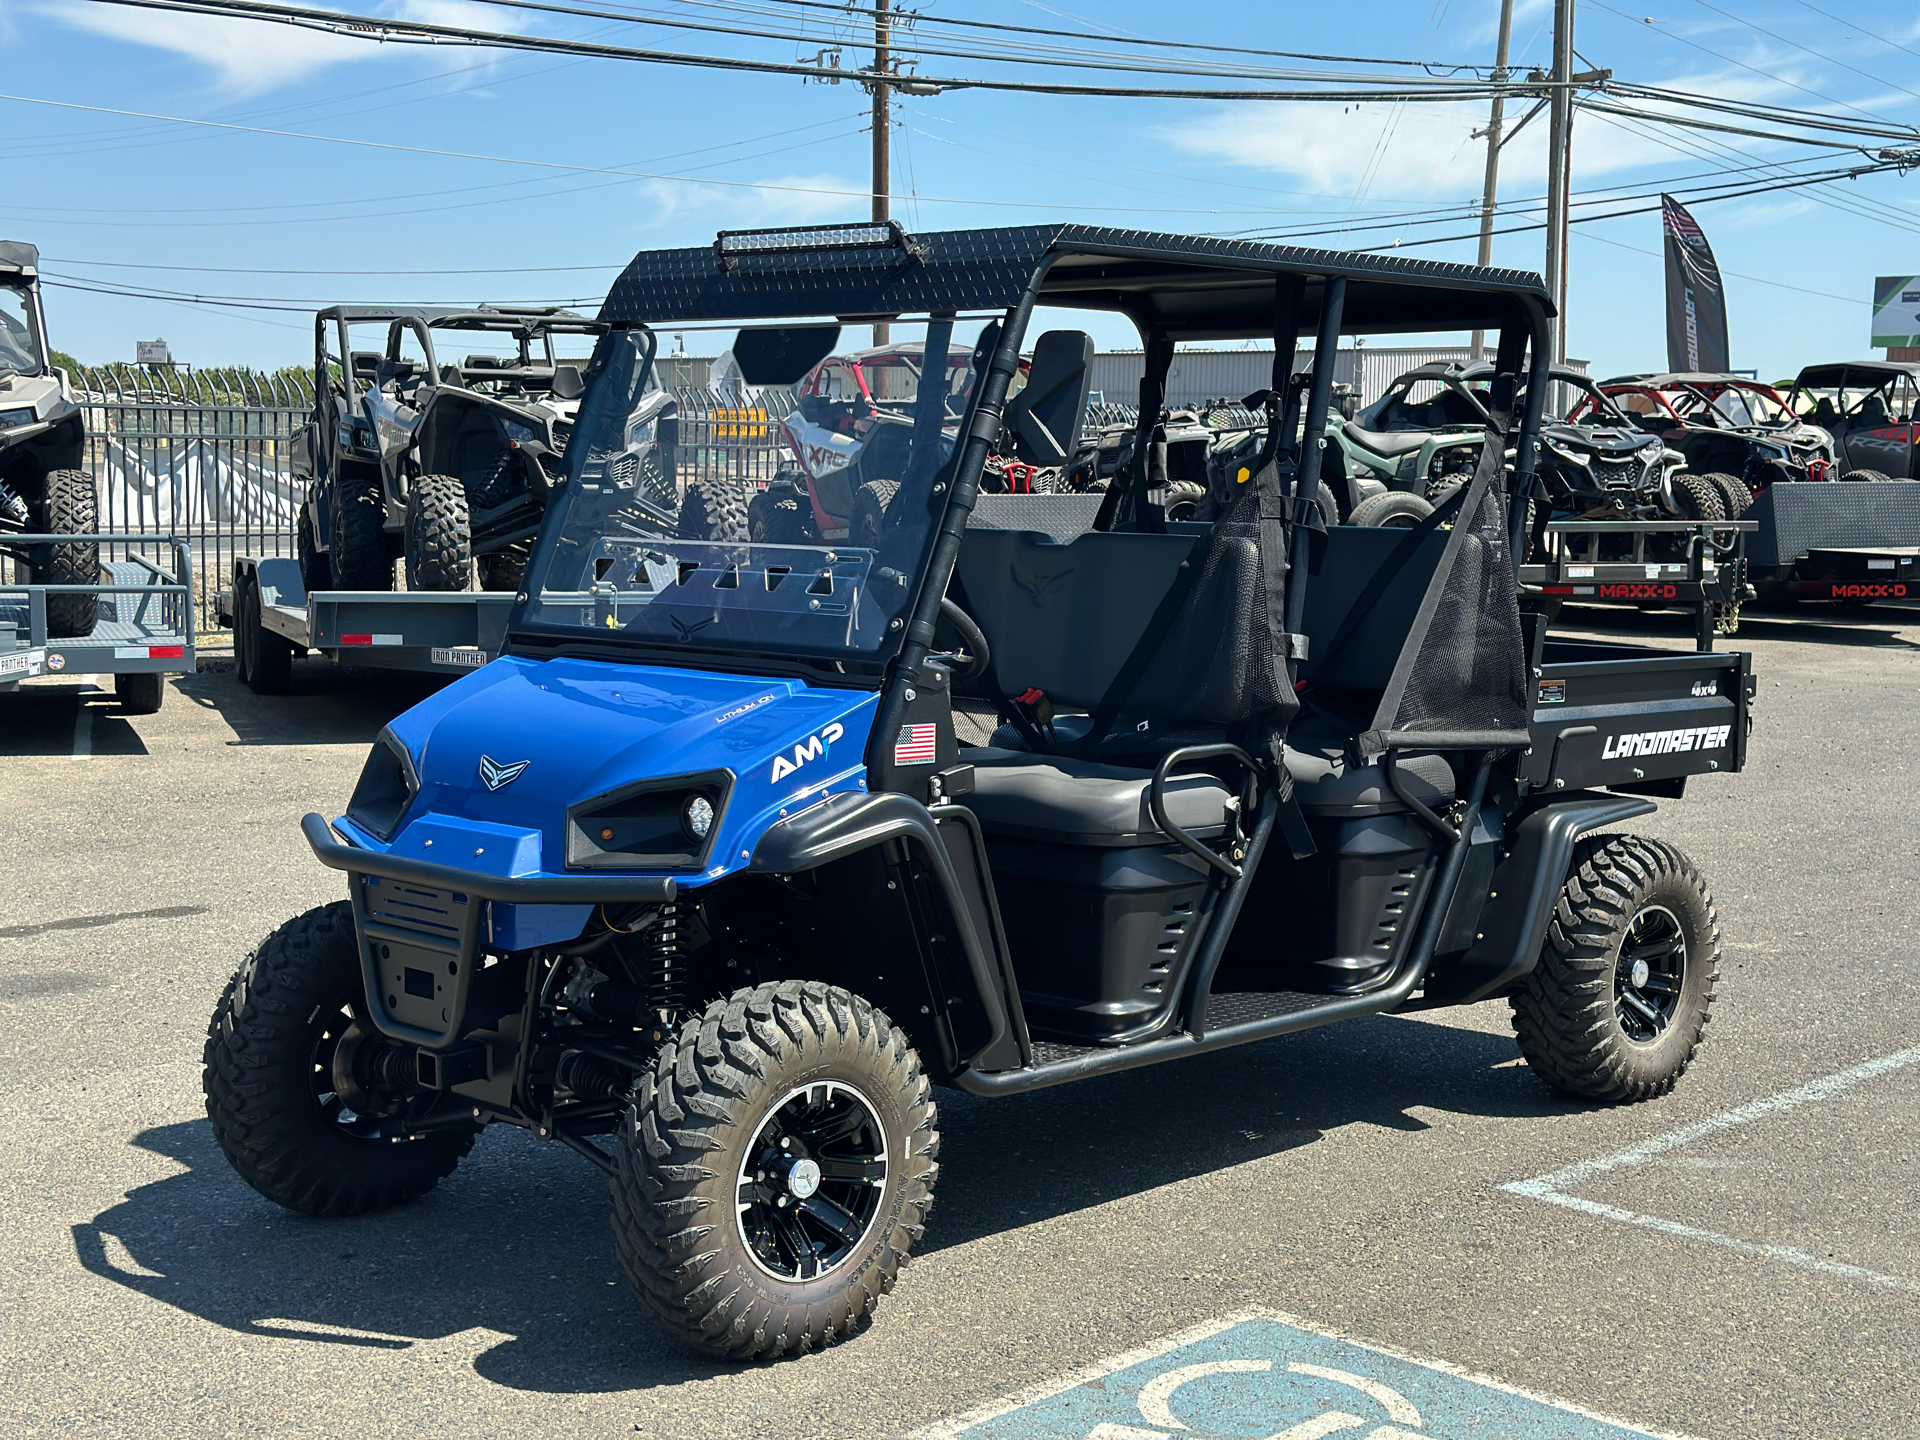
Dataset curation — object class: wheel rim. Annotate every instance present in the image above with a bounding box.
[734,1080,888,1282]
[311,1001,397,1143]
[1614,903,1687,1044]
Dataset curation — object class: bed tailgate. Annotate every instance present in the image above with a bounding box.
[1520,640,1754,793]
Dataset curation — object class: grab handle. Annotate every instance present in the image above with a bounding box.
[1149,743,1260,879]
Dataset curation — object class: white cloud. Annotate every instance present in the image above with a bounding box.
[630,171,869,232]
[26,0,519,96]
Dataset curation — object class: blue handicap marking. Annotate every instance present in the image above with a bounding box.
[936,1313,1683,1440]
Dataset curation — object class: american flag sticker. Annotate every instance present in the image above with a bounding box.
[894,723,939,765]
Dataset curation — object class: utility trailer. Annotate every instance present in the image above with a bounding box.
[219,555,514,694]
[1521,517,1755,651]
[1741,479,1920,605]
[0,532,195,712]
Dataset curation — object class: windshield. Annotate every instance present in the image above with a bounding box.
[519,315,975,665]
[0,282,42,379]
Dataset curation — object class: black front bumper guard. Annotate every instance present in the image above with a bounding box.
[302,813,677,1048]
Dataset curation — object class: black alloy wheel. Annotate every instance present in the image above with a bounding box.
[1613,903,1686,1044]
[735,1080,889,1282]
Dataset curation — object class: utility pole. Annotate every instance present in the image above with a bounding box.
[1469,0,1515,361]
[871,0,891,346]
[1543,0,1574,365]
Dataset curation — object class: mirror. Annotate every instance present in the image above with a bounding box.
[731,325,842,385]
[1005,329,1093,466]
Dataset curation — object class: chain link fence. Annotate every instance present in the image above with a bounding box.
[53,370,797,632]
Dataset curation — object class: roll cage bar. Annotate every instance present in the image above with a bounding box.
[314,304,603,404]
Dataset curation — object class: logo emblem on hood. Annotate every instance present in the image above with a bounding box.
[478,755,530,791]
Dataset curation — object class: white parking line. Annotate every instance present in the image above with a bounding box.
[1504,1046,1920,1293]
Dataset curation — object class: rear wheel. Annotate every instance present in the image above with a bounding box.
[327,475,393,591]
[1702,471,1750,519]
[296,506,332,594]
[476,548,526,593]
[203,900,477,1216]
[38,468,99,639]
[1510,835,1719,1102]
[404,474,472,592]
[850,478,900,550]
[114,671,165,714]
[1842,468,1891,483]
[613,981,938,1358]
[1163,479,1206,522]
[1349,490,1435,529]
[238,574,293,695]
[1671,472,1727,523]
[676,479,752,542]
[749,487,812,544]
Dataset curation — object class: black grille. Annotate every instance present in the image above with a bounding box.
[362,876,468,944]
[1590,454,1649,490]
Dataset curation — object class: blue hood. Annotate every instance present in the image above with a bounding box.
[342,655,877,886]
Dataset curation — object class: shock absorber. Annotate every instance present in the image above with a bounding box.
[645,901,690,1023]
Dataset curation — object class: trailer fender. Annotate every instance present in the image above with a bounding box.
[748,790,1015,1073]
[1422,791,1656,1007]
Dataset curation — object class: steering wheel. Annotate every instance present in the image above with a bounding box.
[935,597,990,681]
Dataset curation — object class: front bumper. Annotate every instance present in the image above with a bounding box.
[302,812,677,1048]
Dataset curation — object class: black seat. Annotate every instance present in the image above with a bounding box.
[1343,421,1430,458]
[961,747,1233,846]
[961,734,1454,845]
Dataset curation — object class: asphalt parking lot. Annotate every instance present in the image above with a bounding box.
[1,603,1915,1440]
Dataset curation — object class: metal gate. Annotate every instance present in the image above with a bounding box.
[52,370,798,632]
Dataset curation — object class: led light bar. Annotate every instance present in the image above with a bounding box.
[713,220,925,273]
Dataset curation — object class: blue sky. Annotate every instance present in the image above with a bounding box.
[4,0,1919,383]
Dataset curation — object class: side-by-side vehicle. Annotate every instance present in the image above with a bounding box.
[204,223,1751,1360]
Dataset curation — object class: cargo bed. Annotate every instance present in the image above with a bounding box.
[218,555,515,691]
[0,534,196,695]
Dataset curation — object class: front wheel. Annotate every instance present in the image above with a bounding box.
[676,478,752,542]
[1510,835,1719,1103]
[203,901,477,1216]
[1701,471,1750,519]
[404,474,472,591]
[1841,468,1891,483]
[613,981,939,1358]
[850,478,900,550]
[39,468,99,639]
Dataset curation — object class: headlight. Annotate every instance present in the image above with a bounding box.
[566,770,733,870]
[0,407,36,430]
[1545,440,1589,465]
[682,794,714,841]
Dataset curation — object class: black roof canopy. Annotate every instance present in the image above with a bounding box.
[599,223,1553,340]
[1792,360,1920,388]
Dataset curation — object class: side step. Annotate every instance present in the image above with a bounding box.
[954,986,1406,1096]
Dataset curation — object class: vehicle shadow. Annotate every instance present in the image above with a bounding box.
[74,1013,1566,1395]
[178,662,452,747]
[0,686,151,758]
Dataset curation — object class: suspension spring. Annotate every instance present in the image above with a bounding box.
[646,901,690,1022]
[0,479,28,527]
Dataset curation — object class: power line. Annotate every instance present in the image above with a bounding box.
[70,0,1525,101]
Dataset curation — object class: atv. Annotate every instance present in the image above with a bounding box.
[0,241,96,638]
[1783,361,1920,480]
[680,338,1045,548]
[296,305,627,594]
[206,223,1749,1362]
[1580,372,1838,518]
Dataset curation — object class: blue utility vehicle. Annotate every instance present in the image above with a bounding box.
[204,223,1751,1358]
